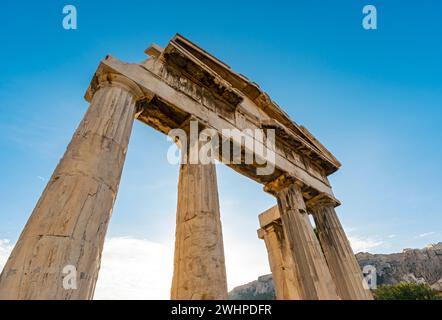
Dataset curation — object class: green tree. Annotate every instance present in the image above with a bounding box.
[375,282,441,300]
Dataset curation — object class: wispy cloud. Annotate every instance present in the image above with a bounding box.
[94,237,174,300]
[95,235,270,298]
[348,235,384,253]
[0,239,13,268]
[0,236,270,299]
[416,231,435,238]
[0,237,174,299]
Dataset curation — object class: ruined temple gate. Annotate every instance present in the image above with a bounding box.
[0,34,372,300]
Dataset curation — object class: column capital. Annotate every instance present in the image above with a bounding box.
[85,72,145,102]
[258,206,281,229]
[257,206,282,240]
[306,193,341,212]
[263,173,302,195]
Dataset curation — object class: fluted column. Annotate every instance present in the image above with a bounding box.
[171,136,227,300]
[310,197,373,300]
[265,175,339,300]
[0,73,143,299]
[258,209,301,299]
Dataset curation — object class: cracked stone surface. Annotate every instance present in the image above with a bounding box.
[312,205,373,299]
[0,84,137,299]
[274,184,339,300]
[171,161,228,300]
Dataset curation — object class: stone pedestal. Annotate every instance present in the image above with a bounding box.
[266,176,339,300]
[258,208,301,299]
[171,156,227,299]
[311,201,373,300]
[0,74,142,299]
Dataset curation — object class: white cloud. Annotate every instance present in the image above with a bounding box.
[348,235,383,253]
[95,235,270,299]
[2,233,382,299]
[0,237,175,299]
[417,231,435,238]
[0,239,13,269]
[0,236,269,299]
[94,237,173,300]
[1,234,385,298]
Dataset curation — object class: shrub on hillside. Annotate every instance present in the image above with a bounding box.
[375,282,440,300]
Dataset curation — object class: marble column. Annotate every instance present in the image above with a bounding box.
[171,140,227,299]
[258,207,301,299]
[310,198,373,300]
[265,175,340,300]
[0,73,143,299]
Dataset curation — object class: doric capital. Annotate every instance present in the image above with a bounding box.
[257,228,265,240]
[263,173,302,195]
[85,71,144,102]
[258,206,281,228]
[257,206,282,242]
[257,223,282,240]
[306,193,341,213]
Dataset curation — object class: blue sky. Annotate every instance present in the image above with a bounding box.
[0,1,441,295]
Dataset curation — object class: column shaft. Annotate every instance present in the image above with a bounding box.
[171,162,227,299]
[312,205,373,299]
[276,184,339,299]
[259,224,301,299]
[0,80,139,299]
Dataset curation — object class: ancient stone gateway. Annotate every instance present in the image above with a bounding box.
[0,34,372,300]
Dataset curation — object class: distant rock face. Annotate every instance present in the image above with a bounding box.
[228,275,275,300]
[356,242,442,286]
[228,243,442,300]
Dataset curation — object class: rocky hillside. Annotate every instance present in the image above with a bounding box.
[228,243,442,300]
[229,275,275,300]
[356,243,442,287]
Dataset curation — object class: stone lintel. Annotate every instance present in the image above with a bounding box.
[163,34,340,175]
[90,55,337,199]
[163,41,244,108]
[144,43,163,58]
[262,119,338,175]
